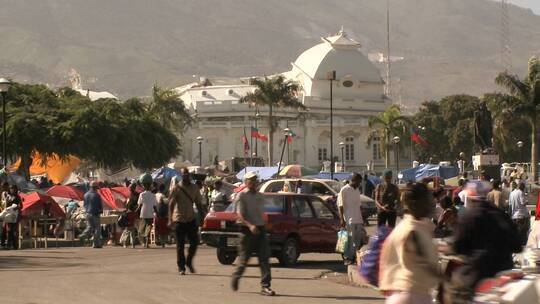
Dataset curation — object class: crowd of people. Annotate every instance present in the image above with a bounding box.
[333,169,530,304]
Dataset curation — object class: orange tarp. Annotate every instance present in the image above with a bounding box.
[10,154,81,184]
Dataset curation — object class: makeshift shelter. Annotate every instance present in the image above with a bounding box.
[10,154,81,184]
[278,165,319,177]
[399,164,459,183]
[46,185,84,201]
[111,187,132,199]
[97,188,125,210]
[236,167,279,181]
[20,192,65,218]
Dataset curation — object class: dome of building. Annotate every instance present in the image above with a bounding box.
[292,30,382,83]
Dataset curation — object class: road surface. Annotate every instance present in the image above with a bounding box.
[0,245,384,304]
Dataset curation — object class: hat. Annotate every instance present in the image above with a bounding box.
[243,171,259,181]
[383,169,393,178]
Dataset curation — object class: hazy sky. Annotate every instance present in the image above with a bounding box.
[508,0,540,14]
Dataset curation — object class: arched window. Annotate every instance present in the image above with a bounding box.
[345,137,355,161]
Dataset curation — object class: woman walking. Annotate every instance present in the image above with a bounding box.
[154,184,169,247]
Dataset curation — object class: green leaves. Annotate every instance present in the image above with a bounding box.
[3,83,181,178]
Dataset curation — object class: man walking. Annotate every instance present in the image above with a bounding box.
[231,172,275,296]
[509,182,530,245]
[168,168,203,275]
[375,170,400,228]
[337,173,366,265]
[80,181,103,248]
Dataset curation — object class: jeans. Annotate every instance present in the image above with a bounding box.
[233,226,272,288]
[345,223,365,261]
[378,210,397,228]
[175,220,199,271]
[6,223,17,249]
[80,214,101,247]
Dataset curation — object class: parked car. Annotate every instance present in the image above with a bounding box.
[259,178,377,221]
[201,192,341,267]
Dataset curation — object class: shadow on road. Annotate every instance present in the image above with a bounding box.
[242,291,383,301]
[0,254,85,271]
[189,273,317,281]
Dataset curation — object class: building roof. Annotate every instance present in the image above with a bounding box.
[292,30,382,83]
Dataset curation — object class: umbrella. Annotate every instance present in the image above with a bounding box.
[97,188,125,210]
[46,185,84,201]
[279,165,318,177]
[21,192,66,218]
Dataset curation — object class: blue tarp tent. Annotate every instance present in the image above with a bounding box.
[236,167,279,181]
[151,167,181,182]
[399,164,459,182]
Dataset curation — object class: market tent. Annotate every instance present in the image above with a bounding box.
[236,167,279,181]
[399,164,459,182]
[152,167,181,182]
[279,165,319,177]
[46,185,84,201]
[10,154,81,184]
[97,188,125,210]
[20,192,66,218]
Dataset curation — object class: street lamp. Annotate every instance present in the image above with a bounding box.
[517,141,524,163]
[0,78,11,167]
[196,136,203,167]
[277,128,292,175]
[327,70,336,179]
[339,141,345,172]
[392,136,400,180]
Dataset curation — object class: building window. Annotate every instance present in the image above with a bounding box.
[372,137,382,160]
[342,80,354,88]
[318,148,328,161]
[345,137,355,161]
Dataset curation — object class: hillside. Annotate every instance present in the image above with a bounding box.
[1,0,540,108]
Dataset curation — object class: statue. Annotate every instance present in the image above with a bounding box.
[474,101,493,153]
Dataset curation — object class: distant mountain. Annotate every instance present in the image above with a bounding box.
[508,0,540,14]
[1,0,540,108]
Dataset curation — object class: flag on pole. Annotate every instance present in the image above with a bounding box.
[251,127,268,142]
[242,128,250,154]
[287,130,297,144]
[411,128,428,146]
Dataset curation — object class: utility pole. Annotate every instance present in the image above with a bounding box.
[385,0,391,97]
[501,0,512,71]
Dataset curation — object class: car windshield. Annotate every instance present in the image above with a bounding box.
[326,181,343,193]
[225,196,284,213]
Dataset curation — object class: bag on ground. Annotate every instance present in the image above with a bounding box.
[359,225,392,286]
[335,229,349,254]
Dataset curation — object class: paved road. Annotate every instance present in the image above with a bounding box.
[0,245,384,304]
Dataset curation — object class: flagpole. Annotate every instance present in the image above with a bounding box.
[250,120,254,166]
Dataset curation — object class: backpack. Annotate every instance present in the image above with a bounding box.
[117,212,129,228]
[358,225,392,286]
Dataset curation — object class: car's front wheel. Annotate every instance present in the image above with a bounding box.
[216,247,237,265]
[278,237,300,267]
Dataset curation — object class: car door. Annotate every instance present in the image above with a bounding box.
[309,197,340,252]
[290,196,320,252]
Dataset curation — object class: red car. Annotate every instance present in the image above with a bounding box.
[201,193,340,267]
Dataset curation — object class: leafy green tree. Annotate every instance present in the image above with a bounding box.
[240,76,303,165]
[147,85,192,133]
[413,95,479,163]
[367,105,411,168]
[4,83,181,179]
[495,57,540,181]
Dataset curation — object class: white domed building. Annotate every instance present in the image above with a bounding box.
[177,30,392,171]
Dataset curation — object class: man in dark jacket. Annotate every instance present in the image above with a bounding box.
[80,181,103,248]
[449,181,522,303]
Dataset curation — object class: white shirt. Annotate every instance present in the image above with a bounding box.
[138,191,157,219]
[337,184,363,225]
[458,190,471,208]
[509,189,529,219]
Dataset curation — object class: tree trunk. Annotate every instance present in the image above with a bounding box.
[384,129,390,168]
[531,117,538,183]
[16,152,33,181]
[267,105,274,166]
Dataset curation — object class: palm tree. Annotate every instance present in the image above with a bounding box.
[240,76,304,165]
[367,105,411,168]
[147,85,192,133]
[496,57,540,181]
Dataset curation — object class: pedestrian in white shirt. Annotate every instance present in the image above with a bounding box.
[337,173,366,265]
[138,183,158,248]
[509,182,530,245]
